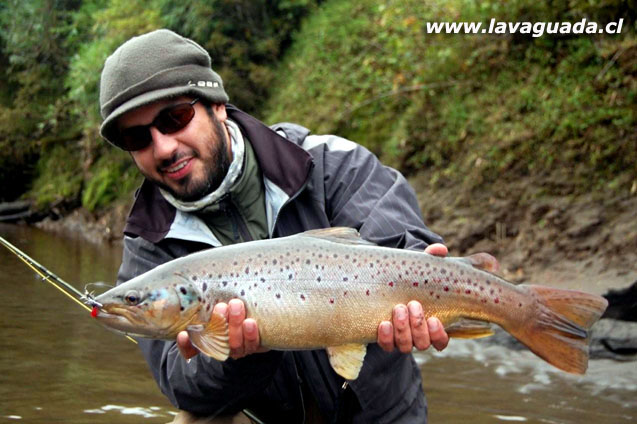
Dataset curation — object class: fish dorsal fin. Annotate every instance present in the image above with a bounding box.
[301,227,376,246]
[326,343,367,380]
[455,252,501,274]
[445,319,494,339]
[186,313,230,361]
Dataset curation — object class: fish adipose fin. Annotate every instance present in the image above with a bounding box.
[301,227,376,246]
[445,319,494,339]
[452,253,501,274]
[186,313,230,361]
[326,343,368,380]
[507,284,608,374]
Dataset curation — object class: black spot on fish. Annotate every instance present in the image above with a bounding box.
[289,274,293,280]
[202,282,208,292]
[306,259,311,265]
[241,290,245,296]
[317,276,322,282]
[276,293,281,299]
[273,259,278,265]
[260,277,266,282]
[197,296,202,302]
[222,281,228,287]
[180,306,184,311]
[300,294,306,300]
[343,277,348,282]
[192,276,198,281]
[180,287,187,295]
[245,267,250,274]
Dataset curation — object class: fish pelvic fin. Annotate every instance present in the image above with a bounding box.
[326,343,367,380]
[508,284,608,374]
[186,313,230,361]
[445,319,494,339]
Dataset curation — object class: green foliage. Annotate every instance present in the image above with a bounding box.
[156,0,318,116]
[0,0,635,211]
[30,142,84,207]
[264,0,636,194]
[82,150,141,212]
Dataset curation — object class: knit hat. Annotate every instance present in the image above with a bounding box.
[99,29,229,146]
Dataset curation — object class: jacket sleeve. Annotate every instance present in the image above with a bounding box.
[117,235,284,417]
[310,135,443,249]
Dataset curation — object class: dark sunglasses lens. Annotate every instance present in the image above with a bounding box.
[155,103,196,134]
[116,102,196,151]
[120,126,152,151]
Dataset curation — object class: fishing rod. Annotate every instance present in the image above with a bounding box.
[0,234,137,344]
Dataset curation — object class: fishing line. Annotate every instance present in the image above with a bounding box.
[0,235,137,344]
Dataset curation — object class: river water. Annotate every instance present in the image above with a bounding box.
[1,223,635,423]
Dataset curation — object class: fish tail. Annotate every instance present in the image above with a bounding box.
[506,284,608,374]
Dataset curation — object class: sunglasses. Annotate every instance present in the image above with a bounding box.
[117,98,199,151]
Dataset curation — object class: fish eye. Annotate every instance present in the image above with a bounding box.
[124,290,141,305]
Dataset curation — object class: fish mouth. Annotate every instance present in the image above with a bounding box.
[92,305,160,337]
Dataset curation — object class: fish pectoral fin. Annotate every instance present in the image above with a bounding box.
[301,228,376,246]
[186,313,230,361]
[445,319,494,339]
[326,343,367,380]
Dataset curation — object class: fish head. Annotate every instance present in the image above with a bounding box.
[92,273,203,340]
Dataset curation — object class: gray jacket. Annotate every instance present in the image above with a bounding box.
[116,105,443,423]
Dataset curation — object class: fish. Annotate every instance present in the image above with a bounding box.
[91,227,608,380]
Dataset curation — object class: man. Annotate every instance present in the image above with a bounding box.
[100,29,449,423]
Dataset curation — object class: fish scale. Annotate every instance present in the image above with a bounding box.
[94,227,608,379]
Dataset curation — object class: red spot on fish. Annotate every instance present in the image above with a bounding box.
[388,282,394,287]
[429,291,434,296]
[91,307,98,318]
[518,302,523,308]
[329,298,334,304]
[494,298,500,304]
[300,294,306,301]
[443,286,449,292]
[413,282,419,287]
[366,289,370,296]
[465,289,471,294]
[343,291,348,296]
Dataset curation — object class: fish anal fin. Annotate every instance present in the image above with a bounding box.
[186,313,230,361]
[326,343,367,380]
[445,319,494,339]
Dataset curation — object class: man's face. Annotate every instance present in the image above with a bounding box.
[117,97,232,202]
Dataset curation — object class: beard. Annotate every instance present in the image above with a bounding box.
[144,113,231,202]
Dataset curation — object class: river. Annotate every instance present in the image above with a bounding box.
[1,224,635,423]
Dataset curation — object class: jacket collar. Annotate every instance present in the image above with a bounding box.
[124,104,313,244]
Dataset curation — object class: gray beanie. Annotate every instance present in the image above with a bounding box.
[99,29,229,145]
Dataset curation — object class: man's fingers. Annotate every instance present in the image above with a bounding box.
[427,317,449,351]
[424,243,448,257]
[227,299,245,358]
[408,301,431,350]
[392,304,413,353]
[176,331,199,359]
[243,318,260,355]
[377,321,394,352]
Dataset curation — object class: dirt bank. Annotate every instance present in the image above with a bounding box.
[413,172,637,294]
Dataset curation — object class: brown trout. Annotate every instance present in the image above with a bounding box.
[92,228,607,380]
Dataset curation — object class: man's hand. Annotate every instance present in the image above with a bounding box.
[176,298,267,360]
[376,243,450,353]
